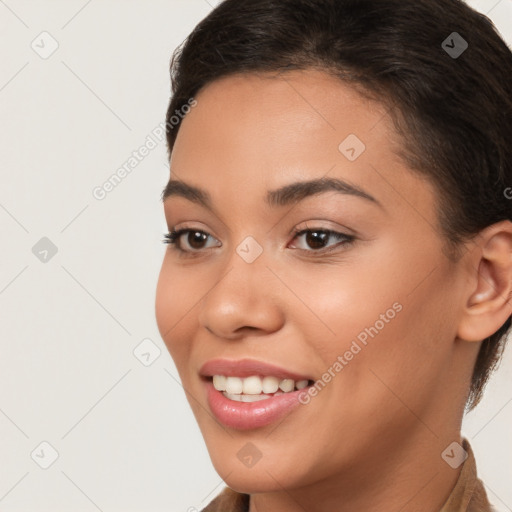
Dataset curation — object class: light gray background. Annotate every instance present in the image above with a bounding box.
[0,1,510,511]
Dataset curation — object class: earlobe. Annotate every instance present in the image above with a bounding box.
[457,221,512,343]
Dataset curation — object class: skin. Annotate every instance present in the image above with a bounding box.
[155,69,512,512]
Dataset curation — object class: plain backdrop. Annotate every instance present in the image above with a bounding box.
[0,1,511,511]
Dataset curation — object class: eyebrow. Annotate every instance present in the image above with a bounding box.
[161,176,381,210]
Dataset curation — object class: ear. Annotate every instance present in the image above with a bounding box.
[457,220,512,342]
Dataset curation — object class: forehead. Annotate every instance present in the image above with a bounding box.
[169,69,437,222]
[173,69,390,166]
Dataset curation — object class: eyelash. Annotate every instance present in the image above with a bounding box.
[162,227,355,257]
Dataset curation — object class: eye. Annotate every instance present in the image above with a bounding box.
[163,228,221,254]
[289,227,355,253]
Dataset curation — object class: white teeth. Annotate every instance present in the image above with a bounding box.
[223,392,272,402]
[279,379,294,392]
[213,375,227,391]
[262,376,280,394]
[242,376,263,395]
[296,379,308,390]
[212,375,311,397]
[225,376,243,394]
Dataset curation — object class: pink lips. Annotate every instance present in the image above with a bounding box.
[200,358,313,430]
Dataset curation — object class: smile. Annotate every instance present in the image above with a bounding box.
[199,359,316,430]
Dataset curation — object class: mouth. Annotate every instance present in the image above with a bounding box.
[199,358,317,430]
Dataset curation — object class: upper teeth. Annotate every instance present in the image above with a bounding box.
[213,375,309,394]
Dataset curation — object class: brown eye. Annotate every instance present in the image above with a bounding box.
[163,229,221,253]
[289,228,355,253]
[304,231,329,249]
[185,231,209,250]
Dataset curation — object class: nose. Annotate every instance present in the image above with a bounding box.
[197,247,285,340]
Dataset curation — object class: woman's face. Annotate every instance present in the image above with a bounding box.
[155,69,474,491]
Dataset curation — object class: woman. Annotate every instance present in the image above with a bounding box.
[155,0,512,510]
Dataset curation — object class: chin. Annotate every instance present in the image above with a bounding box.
[217,467,295,494]
[205,441,316,494]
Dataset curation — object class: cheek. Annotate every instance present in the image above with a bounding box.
[296,240,455,392]
[324,271,456,423]
[288,256,407,357]
[155,257,196,366]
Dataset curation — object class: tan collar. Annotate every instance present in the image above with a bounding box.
[440,438,493,512]
[202,439,492,512]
